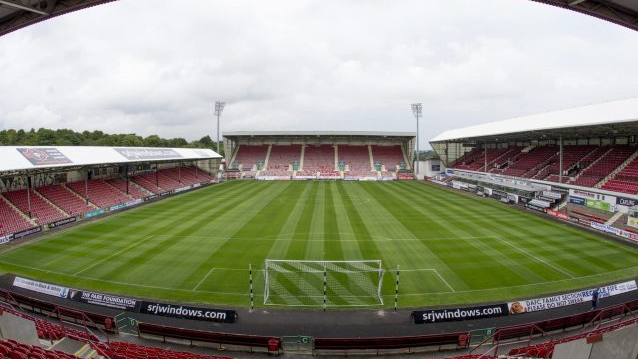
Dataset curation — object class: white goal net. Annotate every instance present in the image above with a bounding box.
[263,260,384,307]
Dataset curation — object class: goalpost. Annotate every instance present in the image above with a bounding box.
[263,260,384,307]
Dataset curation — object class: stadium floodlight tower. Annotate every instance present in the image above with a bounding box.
[411,103,422,176]
[213,101,225,156]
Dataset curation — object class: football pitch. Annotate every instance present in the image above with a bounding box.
[0,180,637,309]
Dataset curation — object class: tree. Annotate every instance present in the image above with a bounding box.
[1,127,213,149]
[199,135,213,148]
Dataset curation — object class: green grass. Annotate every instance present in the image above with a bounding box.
[0,180,637,309]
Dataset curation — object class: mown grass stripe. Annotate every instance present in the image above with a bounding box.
[1,181,637,308]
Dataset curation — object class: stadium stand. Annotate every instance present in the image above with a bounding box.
[109,342,245,359]
[162,167,212,186]
[600,154,638,194]
[449,144,638,193]
[546,146,596,176]
[452,148,520,172]
[131,173,165,194]
[0,338,83,359]
[0,306,98,344]
[132,170,190,193]
[572,146,635,187]
[66,180,132,208]
[106,179,149,199]
[232,145,268,172]
[154,172,183,191]
[502,146,558,178]
[262,145,300,176]
[2,190,67,226]
[302,145,336,172]
[449,148,482,170]
[35,185,94,217]
[507,317,638,359]
[371,145,406,172]
[0,198,34,236]
[340,145,373,177]
[601,179,638,194]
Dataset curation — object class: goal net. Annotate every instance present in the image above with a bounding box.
[263,260,384,307]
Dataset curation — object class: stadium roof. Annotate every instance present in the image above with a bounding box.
[527,0,638,32]
[224,131,415,138]
[430,97,638,143]
[0,0,117,37]
[0,146,221,174]
[0,0,637,38]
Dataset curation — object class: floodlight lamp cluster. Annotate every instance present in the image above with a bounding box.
[214,101,225,116]
[411,103,422,117]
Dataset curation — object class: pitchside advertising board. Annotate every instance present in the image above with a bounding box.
[84,209,105,219]
[412,303,508,324]
[12,226,41,239]
[568,189,616,212]
[13,276,69,299]
[546,209,569,220]
[139,301,237,323]
[69,289,141,311]
[0,234,13,244]
[508,280,637,315]
[1,227,41,245]
[590,222,638,243]
[569,196,586,206]
[48,217,76,229]
[617,197,638,207]
[12,276,237,323]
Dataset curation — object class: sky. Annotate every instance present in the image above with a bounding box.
[0,0,637,149]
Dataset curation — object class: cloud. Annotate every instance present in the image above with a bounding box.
[0,0,637,149]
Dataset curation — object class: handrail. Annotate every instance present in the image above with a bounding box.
[49,305,112,357]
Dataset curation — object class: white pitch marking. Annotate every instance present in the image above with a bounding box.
[433,268,456,292]
[2,260,638,298]
[73,235,154,276]
[397,268,455,292]
[492,236,575,279]
[193,267,216,291]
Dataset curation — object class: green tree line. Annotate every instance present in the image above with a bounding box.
[0,128,221,153]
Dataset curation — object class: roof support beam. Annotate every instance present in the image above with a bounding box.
[568,0,588,6]
[0,0,48,15]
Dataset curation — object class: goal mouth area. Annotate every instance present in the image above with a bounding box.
[263,259,385,307]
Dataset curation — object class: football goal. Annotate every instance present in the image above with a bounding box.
[263,259,384,307]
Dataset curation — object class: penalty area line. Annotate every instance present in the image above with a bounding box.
[433,268,456,292]
[193,267,216,291]
[493,235,575,279]
[398,268,456,292]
